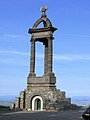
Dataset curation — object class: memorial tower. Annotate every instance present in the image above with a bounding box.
[27,6,57,91]
[11,7,71,111]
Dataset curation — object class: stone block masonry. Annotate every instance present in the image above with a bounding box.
[10,6,71,111]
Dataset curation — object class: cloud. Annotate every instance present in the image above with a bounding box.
[62,33,90,38]
[0,58,16,64]
[0,34,28,41]
[0,50,29,56]
[53,54,90,61]
[0,50,90,61]
[0,50,44,58]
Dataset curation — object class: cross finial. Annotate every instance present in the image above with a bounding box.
[40,6,48,17]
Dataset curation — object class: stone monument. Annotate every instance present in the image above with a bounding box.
[11,7,71,111]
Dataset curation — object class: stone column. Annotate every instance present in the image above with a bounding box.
[44,42,48,75]
[20,91,25,109]
[47,37,53,73]
[15,97,20,108]
[30,40,35,75]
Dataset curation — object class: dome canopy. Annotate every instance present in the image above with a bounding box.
[32,6,52,29]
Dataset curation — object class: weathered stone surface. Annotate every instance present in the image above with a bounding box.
[15,97,20,108]
[11,7,71,111]
[25,88,71,111]
[10,103,15,109]
[20,91,26,109]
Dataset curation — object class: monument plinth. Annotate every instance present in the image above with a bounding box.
[11,7,71,111]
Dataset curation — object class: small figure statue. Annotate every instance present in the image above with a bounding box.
[40,6,48,16]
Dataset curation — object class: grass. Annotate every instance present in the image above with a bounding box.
[0,105,10,112]
[0,105,9,108]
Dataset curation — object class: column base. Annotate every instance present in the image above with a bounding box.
[28,73,36,77]
[45,72,55,77]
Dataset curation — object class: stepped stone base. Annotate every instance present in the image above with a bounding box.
[25,88,71,111]
[10,76,71,111]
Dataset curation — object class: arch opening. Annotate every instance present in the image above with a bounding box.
[35,42,44,76]
[32,17,52,29]
[32,96,43,111]
[36,21,47,28]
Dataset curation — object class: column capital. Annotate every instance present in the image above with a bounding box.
[47,36,54,40]
[30,37,36,42]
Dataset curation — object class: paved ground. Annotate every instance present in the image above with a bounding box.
[0,110,84,120]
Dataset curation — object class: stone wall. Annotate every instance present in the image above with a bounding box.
[15,97,20,108]
[20,91,26,109]
[25,87,71,111]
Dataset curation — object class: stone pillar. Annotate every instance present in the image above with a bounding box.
[30,40,35,75]
[15,97,20,108]
[47,37,53,74]
[10,103,15,109]
[20,91,26,109]
[44,42,48,75]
